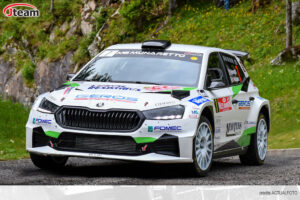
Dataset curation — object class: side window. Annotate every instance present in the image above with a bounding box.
[205,53,228,88]
[221,53,245,85]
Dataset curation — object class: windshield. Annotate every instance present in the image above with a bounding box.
[74,50,203,87]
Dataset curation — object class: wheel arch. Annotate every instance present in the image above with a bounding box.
[259,105,270,132]
[200,106,215,134]
[246,98,270,132]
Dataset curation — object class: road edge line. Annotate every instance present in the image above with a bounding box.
[267,148,300,156]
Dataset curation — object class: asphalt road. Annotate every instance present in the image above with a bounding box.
[0,152,299,185]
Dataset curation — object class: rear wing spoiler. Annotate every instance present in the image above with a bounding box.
[225,49,250,60]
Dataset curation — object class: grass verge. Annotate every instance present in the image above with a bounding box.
[0,100,29,160]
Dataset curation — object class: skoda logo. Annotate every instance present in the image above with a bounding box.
[96,102,104,108]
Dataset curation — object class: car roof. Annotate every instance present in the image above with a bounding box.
[106,43,230,55]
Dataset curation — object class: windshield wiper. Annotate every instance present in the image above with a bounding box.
[109,81,161,85]
[132,81,161,85]
[72,79,97,82]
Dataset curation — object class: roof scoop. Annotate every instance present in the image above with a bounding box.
[142,40,171,51]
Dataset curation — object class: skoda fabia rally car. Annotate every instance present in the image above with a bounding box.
[26,40,270,176]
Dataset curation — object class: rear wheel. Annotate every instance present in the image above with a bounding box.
[192,116,214,176]
[239,113,268,165]
[30,153,68,170]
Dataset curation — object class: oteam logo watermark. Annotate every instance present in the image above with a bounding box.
[3,3,40,17]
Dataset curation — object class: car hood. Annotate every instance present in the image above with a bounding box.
[45,82,197,111]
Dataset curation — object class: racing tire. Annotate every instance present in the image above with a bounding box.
[30,153,68,170]
[239,113,268,165]
[192,116,214,176]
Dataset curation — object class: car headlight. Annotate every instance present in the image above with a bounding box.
[143,105,185,120]
[37,98,59,114]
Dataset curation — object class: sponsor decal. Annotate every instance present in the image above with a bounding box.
[99,50,202,63]
[63,87,74,95]
[222,55,235,64]
[144,85,181,92]
[214,96,232,113]
[189,96,210,106]
[244,121,256,129]
[238,101,251,110]
[215,127,221,134]
[257,96,265,101]
[239,60,247,73]
[155,101,176,107]
[191,110,199,115]
[245,121,256,125]
[189,109,200,119]
[215,117,222,125]
[184,52,202,56]
[116,51,186,58]
[62,81,80,96]
[148,126,153,132]
[141,144,148,152]
[33,118,51,125]
[3,3,39,17]
[88,85,141,91]
[189,114,198,119]
[75,94,138,103]
[148,126,182,132]
[226,122,242,136]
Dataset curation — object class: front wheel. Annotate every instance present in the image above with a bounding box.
[30,153,68,170]
[239,113,268,165]
[192,116,214,176]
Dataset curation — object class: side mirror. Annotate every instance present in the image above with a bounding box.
[207,81,226,90]
[66,73,75,81]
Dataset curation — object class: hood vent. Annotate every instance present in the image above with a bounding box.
[171,90,190,100]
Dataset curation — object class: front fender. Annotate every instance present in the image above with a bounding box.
[184,98,215,136]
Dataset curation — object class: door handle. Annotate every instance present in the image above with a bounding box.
[232,99,238,104]
[249,97,255,102]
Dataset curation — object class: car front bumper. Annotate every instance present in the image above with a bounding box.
[26,109,198,163]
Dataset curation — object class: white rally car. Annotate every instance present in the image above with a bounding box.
[26,40,270,176]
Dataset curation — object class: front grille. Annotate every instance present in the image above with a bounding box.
[55,133,139,155]
[55,107,144,132]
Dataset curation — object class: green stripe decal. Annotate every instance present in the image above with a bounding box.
[134,137,157,144]
[159,87,196,92]
[237,126,256,147]
[45,131,61,139]
[182,87,196,91]
[243,126,256,135]
[64,81,80,87]
[232,84,243,98]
